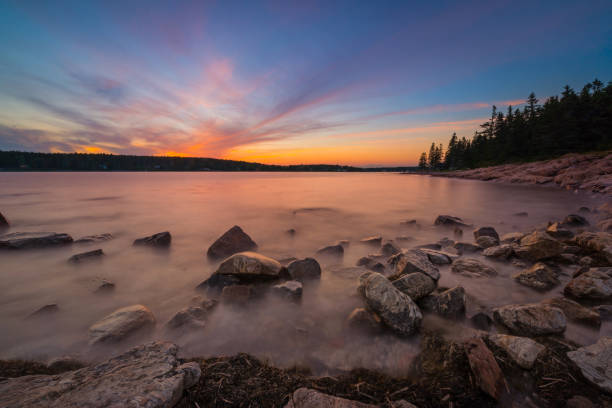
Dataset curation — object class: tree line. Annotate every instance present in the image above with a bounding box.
[418,79,612,170]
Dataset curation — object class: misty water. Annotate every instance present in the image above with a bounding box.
[0,172,608,375]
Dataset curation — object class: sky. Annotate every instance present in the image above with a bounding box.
[0,0,611,166]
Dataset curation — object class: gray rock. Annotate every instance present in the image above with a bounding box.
[358,272,422,336]
[567,337,612,393]
[541,297,600,327]
[387,249,440,281]
[474,226,500,241]
[133,231,171,247]
[215,252,287,282]
[316,244,344,258]
[493,303,566,336]
[476,236,499,249]
[0,342,200,408]
[434,215,471,228]
[512,263,560,291]
[488,334,545,369]
[68,249,104,263]
[271,280,303,301]
[206,225,257,260]
[89,304,156,345]
[0,232,73,249]
[285,388,377,408]
[419,286,466,318]
[564,267,612,300]
[346,308,382,333]
[288,258,321,282]
[391,272,436,300]
[451,258,497,278]
[483,244,514,259]
[74,233,113,244]
[514,231,564,261]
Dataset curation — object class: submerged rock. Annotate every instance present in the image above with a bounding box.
[434,215,470,228]
[95,280,115,293]
[27,304,59,319]
[476,236,498,249]
[221,285,253,305]
[473,226,500,241]
[316,244,344,258]
[359,235,382,247]
[564,267,612,300]
[387,249,440,281]
[74,233,113,244]
[512,263,560,291]
[358,272,422,336]
[89,304,156,345]
[562,214,590,227]
[357,256,386,273]
[68,249,104,263]
[514,231,563,261]
[567,337,612,393]
[165,303,217,330]
[346,308,382,333]
[541,297,600,327]
[271,280,303,301]
[287,258,321,282]
[206,225,257,260]
[0,342,200,408]
[391,272,436,300]
[451,258,497,278]
[381,240,401,257]
[214,252,287,282]
[453,242,481,254]
[488,334,545,369]
[133,231,171,248]
[465,337,507,400]
[419,286,466,318]
[285,388,377,408]
[0,232,73,249]
[0,211,9,231]
[493,303,566,336]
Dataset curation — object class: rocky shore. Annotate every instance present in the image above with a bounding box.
[431,151,612,195]
[1,200,612,407]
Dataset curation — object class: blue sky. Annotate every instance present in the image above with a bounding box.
[1,0,611,165]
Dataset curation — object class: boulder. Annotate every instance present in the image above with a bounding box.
[346,308,382,333]
[165,303,217,330]
[451,258,497,278]
[421,248,455,265]
[573,232,612,263]
[68,249,104,263]
[474,226,500,241]
[419,286,466,318]
[358,272,422,336]
[74,233,113,244]
[360,236,382,247]
[387,249,440,281]
[89,305,156,345]
[285,388,377,408]
[500,232,524,243]
[476,236,498,248]
[214,252,287,283]
[287,258,321,282]
[271,280,303,301]
[567,337,612,393]
[514,231,563,261]
[512,263,560,291]
[493,303,566,336]
[483,244,514,259]
[488,334,545,369]
[391,272,436,300]
[465,338,507,400]
[0,211,9,231]
[564,267,612,300]
[381,240,401,256]
[562,214,589,227]
[453,242,481,254]
[0,232,73,249]
[316,244,344,258]
[206,225,257,260]
[434,215,470,228]
[541,297,600,327]
[0,342,200,408]
[221,285,253,305]
[546,223,574,239]
[133,231,171,248]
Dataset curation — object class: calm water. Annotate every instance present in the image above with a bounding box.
[0,172,607,374]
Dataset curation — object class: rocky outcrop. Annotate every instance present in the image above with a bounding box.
[133,231,171,248]
[434,215,471,228]
[512,263,560,291]
[493,303,566,336]
[488,334,545,369]
[89,304,156,345]
[357,256,386,273]
[206,225,257,260]
[419,286,466,318]
[567,337,612,393]
[500,232,524,243]
[68,249,104,263]
[214,252,287,283]
[514,231,564,261]
[391,273,436,300]
[387,249,440,281]
[287,258,321,282]
[541,297,600,327]
[0,342,200,408]
[0,232,73,249]
[358,272,422,336]
[564,267,612,300]
[285,388,378,408]
[451,258,497,278]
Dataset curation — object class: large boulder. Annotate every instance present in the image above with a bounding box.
[214,252,287,283]
[474,226,500,241]
[0,342,200,408]
[287,258,321,282]
[451,258,497,278]
[419,286,466,318]
[493,303,566,336]
[541,297,600,327]
[0,211,9,231]
[573,232,612,263]
[514,231,563,261]
[285,388,377,408]
[358,272,422,336]
[206,225,257,260]
[512,263,559,291]
[488,334,545,369]
[387,249,440,281]
[567,337,612,393]
[133,231,171,247]
[89,305,156,345]
[0,232,73,249]
[391,272,436,300]
[434,215,470,228]
[564,267,612,300]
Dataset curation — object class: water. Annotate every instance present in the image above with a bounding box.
[0,172,607,374]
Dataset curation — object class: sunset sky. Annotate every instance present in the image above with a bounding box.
[0,1,611,166]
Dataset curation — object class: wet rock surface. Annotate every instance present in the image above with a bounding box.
[68,248,104,263]
[0,211,9,231]
[207,225,257,260]
[133,231,171,247]
[287,258,321,282]
[316,244,344,258]
[564,267,612,300]
[488,334,545,369]
[89,304,156,345]
[567,337,612,393]
[391,272,436,300]
[419,286,466,318]
[464,337,507,400]
[493,303,566,336]
[388,249,440,281]
[271,280,303,301]
[74,233,113,244]
[514,231,564,261]
[512,263,560,291]
[541,297,601,327]
[0,232,73,249]
[451,258,497,278]
[434,215,471,228]
[482,244,514,259]
[346,308,382,333]
[0,342,200,408]
[214,252,287,283]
